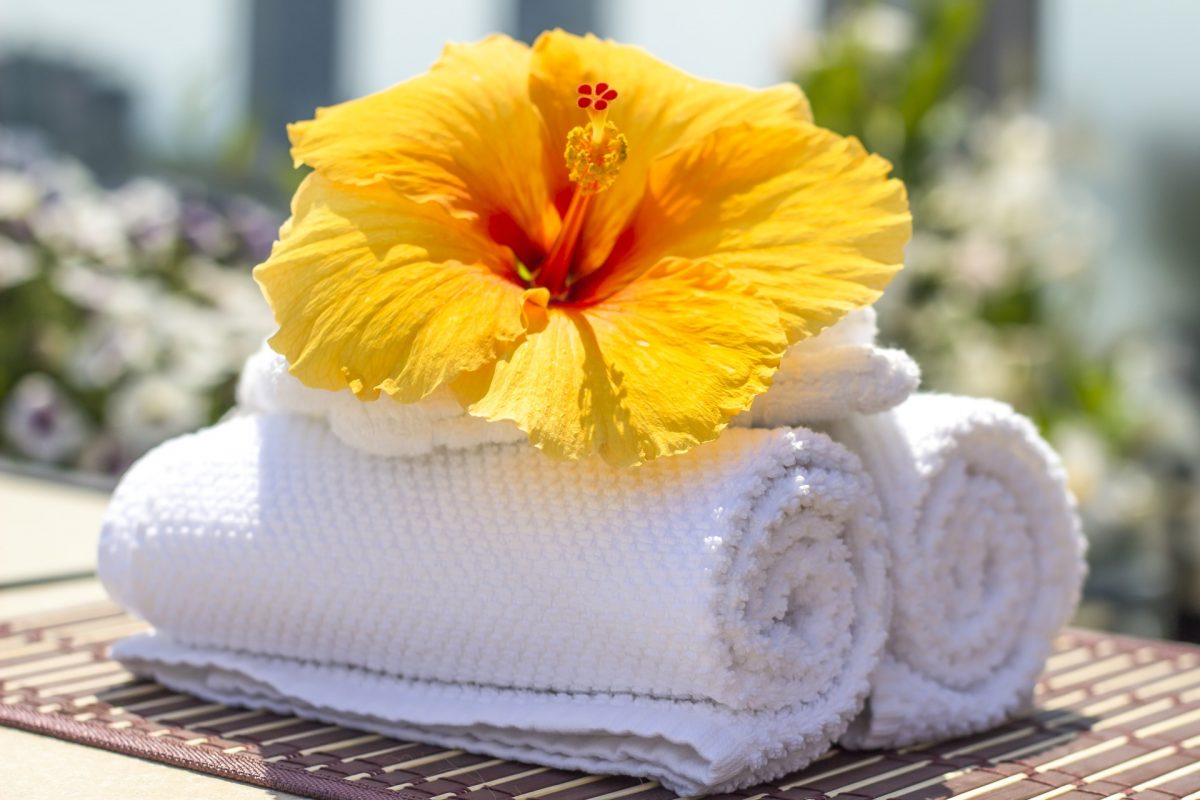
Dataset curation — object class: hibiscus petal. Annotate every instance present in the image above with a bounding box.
[606,122,911,341]
[529,30,812,274]
[289,35,556,250]
[255,174,543,401]
[453,258,787,467]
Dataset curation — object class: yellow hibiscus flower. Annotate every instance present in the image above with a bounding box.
[255,30,911,467]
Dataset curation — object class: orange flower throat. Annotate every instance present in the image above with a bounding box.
[535,81,628,298]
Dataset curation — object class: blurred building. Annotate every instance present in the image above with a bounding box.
[0,54,131,183]
[0,0,819,182]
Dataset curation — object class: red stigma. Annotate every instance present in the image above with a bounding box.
[574,80,617,114]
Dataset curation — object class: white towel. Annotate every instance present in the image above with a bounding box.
[99,413,890,794]
[829,395,1086,749]
[237,308,920,459]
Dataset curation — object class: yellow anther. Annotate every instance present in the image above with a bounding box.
[565,122,627,196]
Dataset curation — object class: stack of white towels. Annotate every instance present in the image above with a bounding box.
[98,309,1086,795]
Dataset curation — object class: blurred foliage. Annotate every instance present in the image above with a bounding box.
[0,126,276,475]
[797,0,1200,638]
[801,0,985,180]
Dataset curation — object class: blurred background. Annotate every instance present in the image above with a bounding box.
[0,0,1197,640]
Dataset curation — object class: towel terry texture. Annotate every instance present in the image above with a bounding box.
[236,308,920,459]
[99,413,890,794]
[830,394,1086,749]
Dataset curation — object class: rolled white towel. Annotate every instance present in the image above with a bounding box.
[237,308,919,458]
[99,413,890,794]
[829,394,1086,749]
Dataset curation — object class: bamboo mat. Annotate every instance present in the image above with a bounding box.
[3,603,1200,800]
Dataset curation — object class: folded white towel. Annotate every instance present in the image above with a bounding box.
[829,395,1086,749]
[237,308,919,458]
[99,413,890,794]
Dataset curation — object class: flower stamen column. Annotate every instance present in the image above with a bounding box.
[537,82,627,298]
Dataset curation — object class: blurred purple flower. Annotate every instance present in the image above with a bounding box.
[3,374,89,463]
